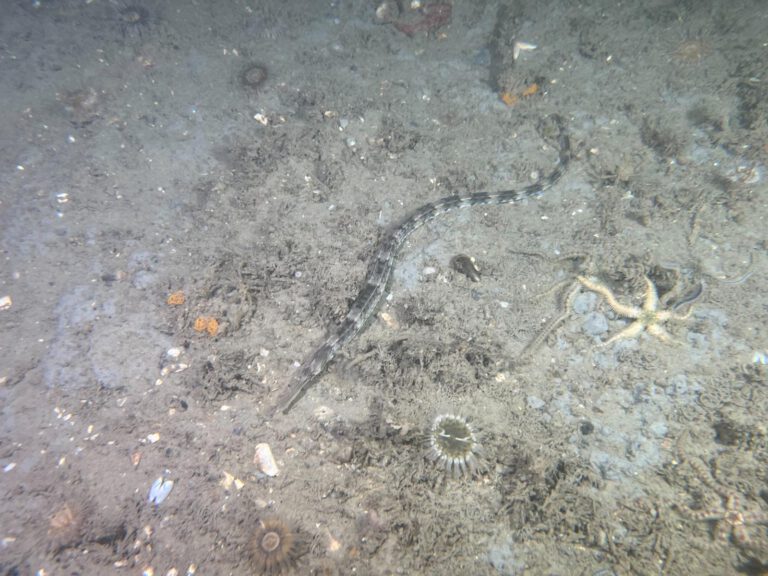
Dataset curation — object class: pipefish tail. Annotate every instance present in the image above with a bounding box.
[278,114,572,413]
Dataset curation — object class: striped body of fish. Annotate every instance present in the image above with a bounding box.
[279,114,571,413]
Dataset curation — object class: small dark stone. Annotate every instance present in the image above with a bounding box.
[580,420,594,435]
[451,254,481,282]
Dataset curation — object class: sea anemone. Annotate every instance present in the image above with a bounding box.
[249,516,302,575]
[427,414,483,478]
[240,63,269,91]
[673,38,709,64]
[117,4,151,38]
[48,502,86,552]
[59,87,102,126]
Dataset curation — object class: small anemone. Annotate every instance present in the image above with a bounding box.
[427,414,483,478]
[249,516,303,575]
[48,502,86,552]
[119,5,148,24]
[239,63,268,91]
[117,4,151,38]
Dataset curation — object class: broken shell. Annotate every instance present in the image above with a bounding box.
[513,40,537,61]
[148,477,174,505]
[254,443,279,477]
[167,347,182,359]
[220,470,244,491]
[221,470,235,490]
[375,1,399,23]
[325,527,342,553]
[378,311,400,330]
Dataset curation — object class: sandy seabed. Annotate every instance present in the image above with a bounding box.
[1,1,767,574]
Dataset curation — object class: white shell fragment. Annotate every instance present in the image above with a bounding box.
[0,295,11,310]
[166,347,182,359]
[254,443,279,477]
[148,477,174,505]
[220,470,245,491]
[513,40,537,61]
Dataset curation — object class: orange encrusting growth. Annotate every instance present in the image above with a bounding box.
[194,316,219,336]
[521,82,540,97]
[500,82,540,107]
[166,291,186,305]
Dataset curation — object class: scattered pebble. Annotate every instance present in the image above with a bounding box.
[146,433,160,443]
[0,296,11,311]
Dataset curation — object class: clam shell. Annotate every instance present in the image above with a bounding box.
[148,477,174,505]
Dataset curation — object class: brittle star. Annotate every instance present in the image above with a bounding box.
[576,275,692,345]
[676,457,768,547]
[682,491,768,547]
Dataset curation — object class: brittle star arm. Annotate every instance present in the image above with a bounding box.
[576,275,640,318]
